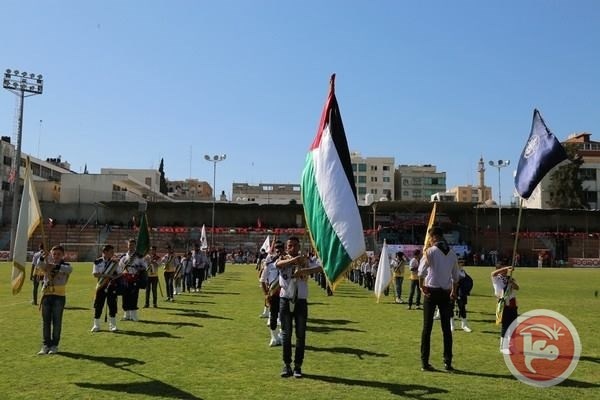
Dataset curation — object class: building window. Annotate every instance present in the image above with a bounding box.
[3,156,11,166]
[412,190,421,197]
[358,163,367,172]
[584,191,598,203]
[580,168,597,181]
[358,175,367,183]
[370,165,378,171]
[370,176,378,182]
[383,165,390,171]
[402,179,409,185]
[352,163,357,172]
[383,177,390,182]
[403,191,409,197]
[1,181,9,191]
[412,178,421,185]
[370,189,378,194]
[40,166,51,179]
[145,177,152,186]
[431,178,439,185]
[358,186,367,195]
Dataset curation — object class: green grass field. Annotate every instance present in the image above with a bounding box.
[0,263,598,400]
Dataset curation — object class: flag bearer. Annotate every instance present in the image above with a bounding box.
[37,245,72,355]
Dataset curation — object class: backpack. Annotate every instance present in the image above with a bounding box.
[459,272,473,296]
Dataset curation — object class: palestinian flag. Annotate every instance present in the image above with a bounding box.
[301,74,365,289]
[136,213,150,257]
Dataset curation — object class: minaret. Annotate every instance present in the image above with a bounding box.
[477,156,485,203]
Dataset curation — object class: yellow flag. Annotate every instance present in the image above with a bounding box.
[423,202,438,249]
[11,158,43,295]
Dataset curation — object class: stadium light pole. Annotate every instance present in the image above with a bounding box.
[489,159,510,261]
[204,154,226,248]
[3,69,43,258]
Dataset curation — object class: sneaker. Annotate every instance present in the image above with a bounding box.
[37,346,50,355]
[280,364,292,378]
[444,363,454,372]
[269,337,281,347]
[293,367,302,378]
[48,346,59,355]
[407,305,412,310]
[421,363,434,372]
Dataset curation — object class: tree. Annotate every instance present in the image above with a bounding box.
[159,158,168,195]
[547,143,587,209]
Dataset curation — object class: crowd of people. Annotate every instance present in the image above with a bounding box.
[29,226,519,375]
[29,239,228,355]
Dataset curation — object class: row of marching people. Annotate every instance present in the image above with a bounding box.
[90,239,214,333]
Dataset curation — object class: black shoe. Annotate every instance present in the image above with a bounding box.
[421,364,434,372]
[153,304,158,308]
[444,363,454,372]
[280,364,292,378]
[293,367,302,378]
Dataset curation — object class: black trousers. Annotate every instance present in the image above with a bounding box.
[501,306,518,337]
[93,287,117,318]
[421,288,453,366]
[145,276,158,306]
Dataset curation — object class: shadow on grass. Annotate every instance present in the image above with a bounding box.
[453,369,600,388]
[59,351,145,368]
[579,355,600,364]
[65,306,90,311]
[170,310,233,320]
[309,318,356,325]
[307,325,366,334]
[469,318,497,324]
[197,290,240,295]
[305,345,388,359]
[61,352,202,398]
[138,320,202,328]
[468,311,496,316]
[306,374,447,399]
[172,299,216,305]
[113,330,182,339]
[75,380,201,399]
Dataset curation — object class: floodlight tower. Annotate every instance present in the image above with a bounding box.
[3,69,43,257]
[204,154,226,248]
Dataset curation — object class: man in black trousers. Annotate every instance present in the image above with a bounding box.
[418,226,459,372]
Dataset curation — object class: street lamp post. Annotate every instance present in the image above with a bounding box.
[488,159,510,261]
[204,154,226,248]
[3,69,43,258]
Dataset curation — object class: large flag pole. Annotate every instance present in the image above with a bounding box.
[495,109,569,324]
[11,157,44,295]
[373,239,392,303]
[301,74,365,290]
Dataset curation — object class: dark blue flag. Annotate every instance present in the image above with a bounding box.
[514,109,568,199]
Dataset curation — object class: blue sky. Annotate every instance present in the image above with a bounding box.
[1,1,599,204]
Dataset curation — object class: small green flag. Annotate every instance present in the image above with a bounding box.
[136,213,150,256]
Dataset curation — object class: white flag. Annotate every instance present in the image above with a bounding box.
[373,240,392,303]
[12,159,43,295]
[200,224,208,250]
[259,235,270,253]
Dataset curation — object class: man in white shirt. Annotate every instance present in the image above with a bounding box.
[418,227,459,372]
